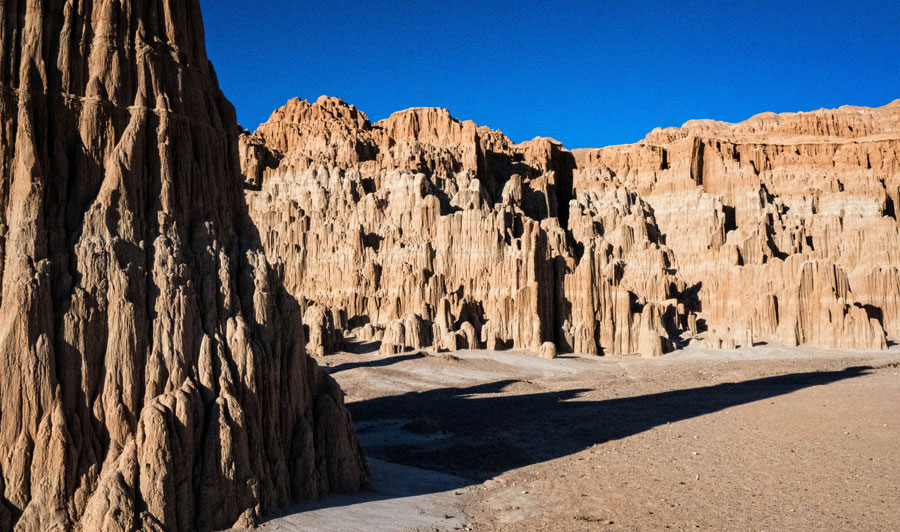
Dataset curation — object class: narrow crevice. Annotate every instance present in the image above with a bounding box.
[690,137,705,185]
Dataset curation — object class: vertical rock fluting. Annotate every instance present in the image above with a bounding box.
[242,97,692,357]
[0,2,366,531]
[573,101,900,350]
[243,97,900,356]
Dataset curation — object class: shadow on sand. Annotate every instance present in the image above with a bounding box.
[349,366,872,478]
[274,365,872,518]
[326,352,426,374]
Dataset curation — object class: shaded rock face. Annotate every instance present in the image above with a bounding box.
[243,97,900,356]
[0,2,366,531]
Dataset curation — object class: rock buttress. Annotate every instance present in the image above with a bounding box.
[0,2,367,531]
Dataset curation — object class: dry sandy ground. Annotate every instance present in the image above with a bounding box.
[245,344,900,531]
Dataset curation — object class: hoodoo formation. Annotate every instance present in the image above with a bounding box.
[0,2,365,531]
[0,0,896,528]
[242,97,900,357]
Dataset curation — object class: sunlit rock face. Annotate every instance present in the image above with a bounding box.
[574,100,900,351]
[0,2,366,531]
[241,96,900,356]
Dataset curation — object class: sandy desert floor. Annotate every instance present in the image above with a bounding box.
[243,343,900,532]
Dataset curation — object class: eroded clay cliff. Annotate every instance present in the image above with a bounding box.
[243,97,900,357]
[574,101,900,350]
[0,2,366,531]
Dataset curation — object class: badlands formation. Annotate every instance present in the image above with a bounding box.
[242,96,900,358]
[0,0,896,529]
[0,2,365,532]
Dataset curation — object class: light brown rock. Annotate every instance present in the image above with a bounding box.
[243,99,583,355]
[538,342,558,359]
[0,2,366,531]
[242,95,899,355]
[304,304,343,356]
[573,101,900,350]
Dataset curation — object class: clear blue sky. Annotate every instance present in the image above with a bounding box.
[200,1,899,148]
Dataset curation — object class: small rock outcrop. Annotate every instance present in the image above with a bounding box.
[0,2,366,531]
[243,97,900,356]
[539,342,558,360]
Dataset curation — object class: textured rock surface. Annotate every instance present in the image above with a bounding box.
[573,100,900,351]
[244,97,900,356]
[538,342,557,360]
[0,2,366,531]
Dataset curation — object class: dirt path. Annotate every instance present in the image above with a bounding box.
[249,346,900,531]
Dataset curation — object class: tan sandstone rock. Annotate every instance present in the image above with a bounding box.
[241,96,899,356]
[0,2,366,531]
[538,342,558,359]
[573,101,900,350]
[243,96,900,355]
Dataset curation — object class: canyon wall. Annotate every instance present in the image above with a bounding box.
[243,97,900,356]
[574,102,900,350]
[0,2,365,531]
